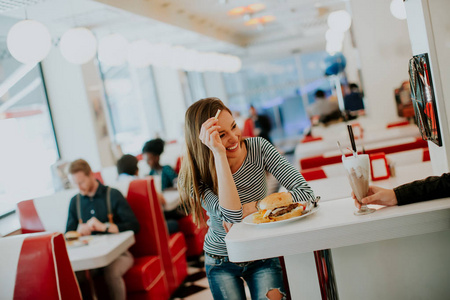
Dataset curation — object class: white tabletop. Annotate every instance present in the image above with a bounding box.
[225,196,450,262]
[163,190,181,211]
[67,231,135,271]
[306,161,433,202]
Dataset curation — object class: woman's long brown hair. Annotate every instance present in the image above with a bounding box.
[178,97,231,226]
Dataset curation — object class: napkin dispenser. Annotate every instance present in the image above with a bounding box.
[369,152,390,181]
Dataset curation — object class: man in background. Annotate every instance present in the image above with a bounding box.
[249,105,273,143]
[66,159,140,300]
[344,83,365,113]
[307,89,341,125]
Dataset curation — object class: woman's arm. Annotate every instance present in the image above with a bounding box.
[199,117,242,213]
[260,138,315,202]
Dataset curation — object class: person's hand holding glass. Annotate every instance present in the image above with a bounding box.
[342,154,375,215]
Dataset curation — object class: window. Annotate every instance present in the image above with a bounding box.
[0,43,59,216]
[179,71,207,107]
[223,52,334,141]
[98,64,164,155]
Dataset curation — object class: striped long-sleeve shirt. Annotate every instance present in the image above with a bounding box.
[200,137,314,256]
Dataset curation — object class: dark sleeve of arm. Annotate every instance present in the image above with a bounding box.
[65,197,78,233]
[394,173,450,205]
[112,189,141,233]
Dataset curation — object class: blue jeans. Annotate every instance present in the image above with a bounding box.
[205,254,286,300]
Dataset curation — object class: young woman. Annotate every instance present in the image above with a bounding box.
[178,98,314,300]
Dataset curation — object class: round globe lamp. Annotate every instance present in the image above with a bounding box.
[98,33,128,66]
[390,0,407,20]
[7,20,52,64]
[327,10,352,33]
[60,27,97,64]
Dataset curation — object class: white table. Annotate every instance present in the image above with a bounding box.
[306,161,433,202]
[67,231,135,271]
[163,190,181,211]
[225,197,450,299]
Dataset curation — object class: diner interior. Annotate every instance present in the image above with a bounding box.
[1,0,450,299]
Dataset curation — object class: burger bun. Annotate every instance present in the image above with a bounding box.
[258,192,293,211]
[65,231,81,241]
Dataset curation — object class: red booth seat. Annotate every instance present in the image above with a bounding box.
[177,215,207,257]
[0,232,81,300]
[301,167,328,181]
[16,190,167,300]
[127,178,188,297]
[301,135,323,143]
[300,137,428,170]
[386,120,410,128]
[16,189,76,234]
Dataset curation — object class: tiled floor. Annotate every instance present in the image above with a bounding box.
[171,256,251,300]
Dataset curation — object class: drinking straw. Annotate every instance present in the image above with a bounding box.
[347,125,357,155]
[214,109,221,119]
[336,141,345,156]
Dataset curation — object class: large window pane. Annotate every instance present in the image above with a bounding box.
[0,39,59,216]
[99,64,163,154]
[223,52,334,142]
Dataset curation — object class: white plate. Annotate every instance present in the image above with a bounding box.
[243,205,320,226]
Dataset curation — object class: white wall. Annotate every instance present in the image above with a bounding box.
[350,0,413,123]
[41,49,103,171]
[405,0,450,174]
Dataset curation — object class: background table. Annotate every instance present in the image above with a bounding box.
[302,161,433,202]
[67,231,135,271]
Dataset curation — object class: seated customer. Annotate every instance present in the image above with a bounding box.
[117,154,139,182]
[66,159,140,300]
[142,138,178,190]
[353,173,450,209]
[307,89,341,125]
[344,83,365,113]
[143,139,184,234]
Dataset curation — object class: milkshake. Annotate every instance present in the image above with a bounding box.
[342,154,375,215]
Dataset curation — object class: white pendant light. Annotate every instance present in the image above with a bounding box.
[127,39,153,68]
[7,20,52,64]
[390,0,407,20]
[327,10,352,33]
[59,27,97,64]
[98,33,128,66]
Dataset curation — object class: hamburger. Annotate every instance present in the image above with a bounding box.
[253,192,304,224]
[65,231,81,241]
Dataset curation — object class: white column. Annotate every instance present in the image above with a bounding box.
[41,48,115,171]
[404,0,450,174]
[350,0,413,123]
[152,66,187,140]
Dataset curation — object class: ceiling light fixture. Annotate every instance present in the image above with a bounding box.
[7,20,52,64]
[98,33,129,66]
[245,15,275,26]
[327,10,352,33]
[228,3,266,17]
[59,27,97,64]
[390,0,407,20]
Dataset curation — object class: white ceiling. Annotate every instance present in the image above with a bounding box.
[0,0,348,62]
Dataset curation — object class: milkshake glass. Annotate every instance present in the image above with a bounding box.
[342,154,375,215]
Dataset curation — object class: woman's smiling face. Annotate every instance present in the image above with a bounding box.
[217,110,244,160]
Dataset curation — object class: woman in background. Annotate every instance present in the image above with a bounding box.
[142,138,178,191]
[178,97,314,300]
